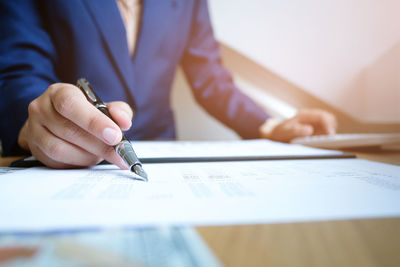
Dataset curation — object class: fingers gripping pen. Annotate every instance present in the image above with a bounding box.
[76,78,148,181]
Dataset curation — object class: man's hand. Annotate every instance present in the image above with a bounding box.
[18,83,134,169]
[259,109,337,142]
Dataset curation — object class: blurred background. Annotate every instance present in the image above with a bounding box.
[171,0,400,140]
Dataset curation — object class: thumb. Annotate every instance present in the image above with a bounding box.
[285,123,313,141]
[296,124,314,137]
[269,121,314,142]
[107,101,134,131]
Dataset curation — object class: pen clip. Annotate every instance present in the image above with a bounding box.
[77,78,101,105]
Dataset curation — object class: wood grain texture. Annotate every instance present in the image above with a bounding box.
[0,157,23,167]
[198,218,400,267]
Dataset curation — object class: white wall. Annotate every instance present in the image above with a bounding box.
[171,69,240,140]
[208,0,400,123]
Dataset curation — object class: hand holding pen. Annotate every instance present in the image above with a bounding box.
[17,80,146,179]
[77,78,147,180]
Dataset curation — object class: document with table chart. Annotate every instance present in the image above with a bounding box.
[0,158,399,232]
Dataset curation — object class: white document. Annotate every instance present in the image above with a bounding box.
[131,139,347,161]
[0,158,399,232]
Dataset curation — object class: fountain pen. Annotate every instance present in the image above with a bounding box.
[77,78,148,181]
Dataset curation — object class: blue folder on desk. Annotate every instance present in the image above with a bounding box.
[0,227,221,267]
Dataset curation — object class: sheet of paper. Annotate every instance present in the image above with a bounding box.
[0,227,221,266]
[0,159,399,232]
[131,139,346,160]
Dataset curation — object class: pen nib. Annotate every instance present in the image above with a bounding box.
[131,164,148,182]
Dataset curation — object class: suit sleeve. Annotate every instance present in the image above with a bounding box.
[180,0,269,139]
[0,1,59,156]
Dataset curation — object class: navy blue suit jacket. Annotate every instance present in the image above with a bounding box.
[0,0,268,156]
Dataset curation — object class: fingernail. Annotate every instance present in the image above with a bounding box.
[328,128,335,135]
[103,127,120,145]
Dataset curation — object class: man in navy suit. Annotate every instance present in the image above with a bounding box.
[0,0,336,169]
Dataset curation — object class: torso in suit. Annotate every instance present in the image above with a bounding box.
[0,0,268,156]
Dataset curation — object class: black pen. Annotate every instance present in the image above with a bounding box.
[77,78,148,181]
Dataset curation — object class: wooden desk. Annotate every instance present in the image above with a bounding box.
[1,151,399,266]
[197,150,400,267]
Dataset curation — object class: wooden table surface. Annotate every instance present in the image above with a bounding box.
[197,148,400,267]
[1,149,400,267]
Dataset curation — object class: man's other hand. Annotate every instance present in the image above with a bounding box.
[259,109,337,142]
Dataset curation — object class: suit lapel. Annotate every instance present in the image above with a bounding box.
[82,0,134,91]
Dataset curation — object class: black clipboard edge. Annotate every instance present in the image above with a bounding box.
[10,153,356,168]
